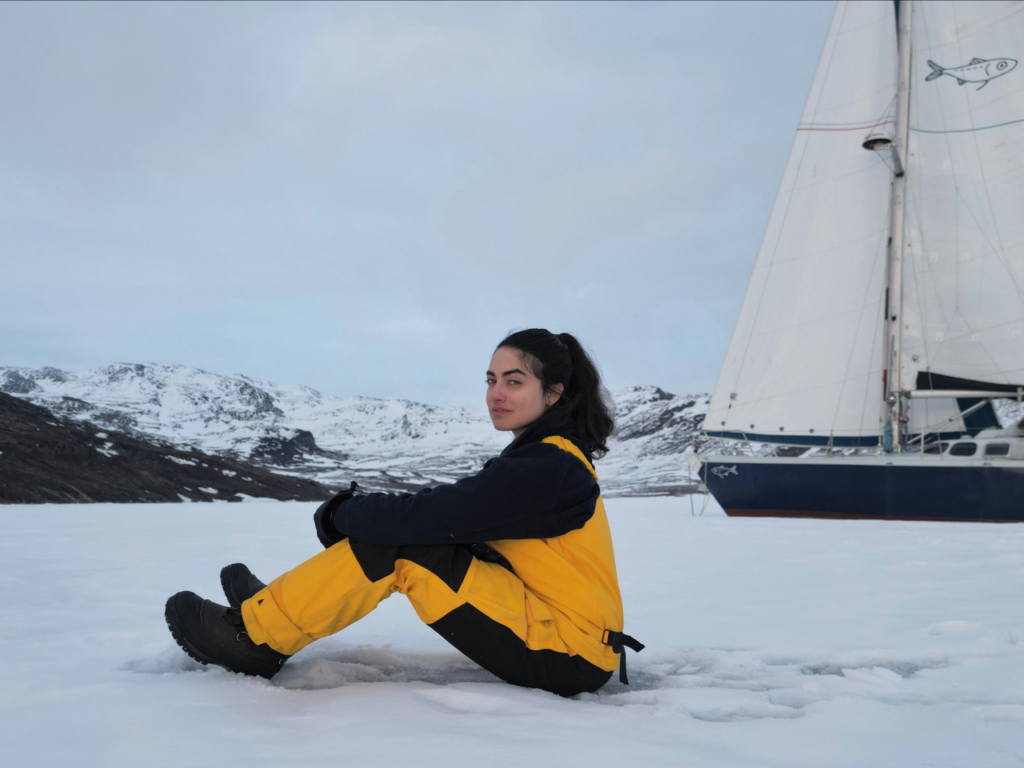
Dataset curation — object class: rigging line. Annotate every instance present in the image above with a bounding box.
[953,186,1024,308]
[859,288,886,429]
[948,306,1010,385]
[768,224,888,264]
[739,300,885,340]
[920,161,1024,202]
[911,117,1024,134]
[970,158,1024,187]
[978,81,1024,111]
[802,94,899,121]
[947,0,1019,311]
[744,336,804,412]
[993,363,1024,377]
[726,0,849,396]
[798,120,896,132]
[939,315,1024,338]
[906,184,938,374]
[831,4,898,36]
[921,4,965,347]
[830,203,890,435]
[720,370,883,408]
[907,150,949,371]
[816,84,901,117]
[946,2,1024,43]
[798,94,898,127]
[961,93,1024,322]
[917,399,993,440]
[791,157,889,192]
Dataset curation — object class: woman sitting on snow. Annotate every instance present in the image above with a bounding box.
[165,329,642,697]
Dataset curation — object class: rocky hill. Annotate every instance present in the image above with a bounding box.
[0,390,329,504]
[0,363,710,496]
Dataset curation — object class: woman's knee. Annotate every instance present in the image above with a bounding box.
[348,539,474,593]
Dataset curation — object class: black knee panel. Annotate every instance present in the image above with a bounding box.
[396,544,473,592]
[348,540,473,592]
[349,540,400,582]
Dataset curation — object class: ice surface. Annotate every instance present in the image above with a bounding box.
[1,498,1023,766]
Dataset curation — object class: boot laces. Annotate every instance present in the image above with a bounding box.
[223,607,249,642]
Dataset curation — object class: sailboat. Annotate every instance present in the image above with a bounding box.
[691,0,1024,521]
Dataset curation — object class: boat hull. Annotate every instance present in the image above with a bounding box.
[696,456,1024,522]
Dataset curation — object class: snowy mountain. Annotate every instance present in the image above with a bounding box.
[0,364,709,495]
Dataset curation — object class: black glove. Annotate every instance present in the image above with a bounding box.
[313,481,358,549]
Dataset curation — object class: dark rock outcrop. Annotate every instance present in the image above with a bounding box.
[251,429,335,466]
[0,391,330,504]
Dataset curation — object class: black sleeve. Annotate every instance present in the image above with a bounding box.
[334,442,599,546]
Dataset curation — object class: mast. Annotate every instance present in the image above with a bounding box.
[886,0,912,451]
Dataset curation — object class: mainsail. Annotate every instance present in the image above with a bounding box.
[901,1,1024,394]
[704,1,898,446]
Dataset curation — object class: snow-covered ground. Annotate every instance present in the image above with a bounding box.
[2,498,1023,766]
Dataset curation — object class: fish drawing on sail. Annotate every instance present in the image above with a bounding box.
[925,57,1017,89]
[711,465,738,479]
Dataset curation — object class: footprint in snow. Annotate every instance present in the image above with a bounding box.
[273,659,382,690]
[417,687,534,715]
[840,667,903,687]
[122,645,205,674]
[926,620,986,636]
[976,704,1024,722]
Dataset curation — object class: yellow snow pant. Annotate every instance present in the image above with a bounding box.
[240,538,612,696]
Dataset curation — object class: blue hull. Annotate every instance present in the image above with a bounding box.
[699,458,1024,522]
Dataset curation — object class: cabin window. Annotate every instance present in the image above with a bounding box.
[923,442,949,455]
[949,442,977,457]
[984,443,1010,457]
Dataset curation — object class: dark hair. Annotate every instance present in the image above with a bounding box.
[497,329,614,458]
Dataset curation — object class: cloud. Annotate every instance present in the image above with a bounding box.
[0,1,834,406]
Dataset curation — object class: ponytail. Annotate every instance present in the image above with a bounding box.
[496,329,615,458]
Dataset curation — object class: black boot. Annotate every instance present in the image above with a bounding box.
[165,591,288,679]
[220,563,267,609]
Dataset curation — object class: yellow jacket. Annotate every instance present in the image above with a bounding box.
[333,407,626,671]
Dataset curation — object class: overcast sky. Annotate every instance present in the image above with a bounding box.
[0,1,834,408]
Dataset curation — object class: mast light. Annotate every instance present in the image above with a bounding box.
[862,121,895,151]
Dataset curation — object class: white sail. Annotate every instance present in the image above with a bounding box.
[902,1,1024,392]
[704,1,898,445]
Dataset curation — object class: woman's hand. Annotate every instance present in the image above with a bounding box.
[313,481,358,548]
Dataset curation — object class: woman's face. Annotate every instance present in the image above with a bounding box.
[486,346,562,436]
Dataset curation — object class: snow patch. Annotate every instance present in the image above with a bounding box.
[165,455,198,466]
[95,441,118,458]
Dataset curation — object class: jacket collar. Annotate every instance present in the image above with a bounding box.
[500,406,591,460]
